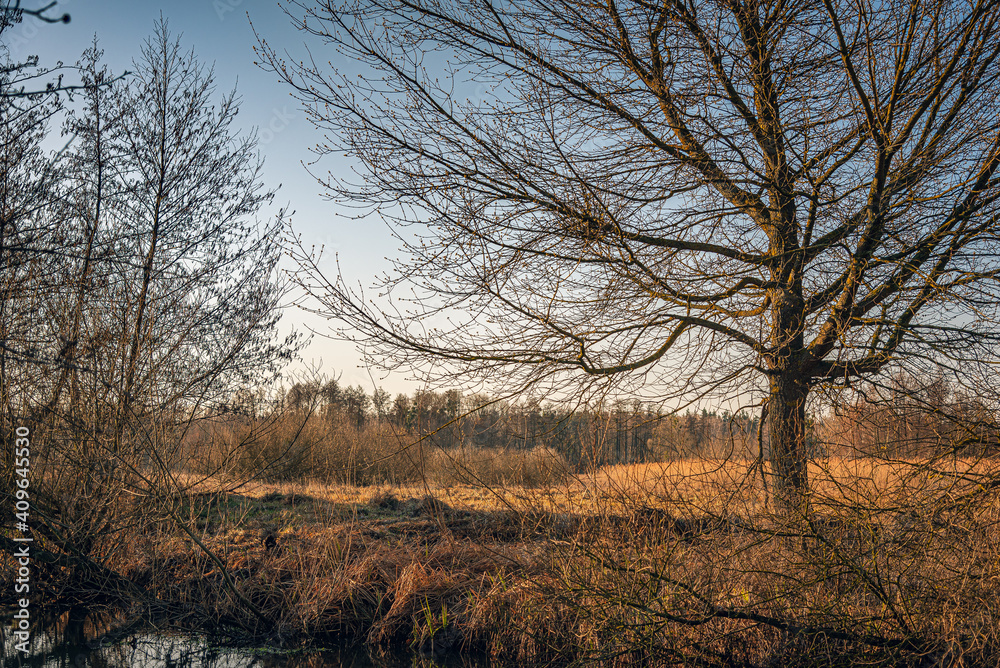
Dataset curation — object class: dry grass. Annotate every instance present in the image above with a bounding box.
[180,453,1000,526]
[592,455,1000,513]
[7,452,1000,666]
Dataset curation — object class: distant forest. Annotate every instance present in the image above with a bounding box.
[209,374,1000,480]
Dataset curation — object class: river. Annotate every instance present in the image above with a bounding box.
[1,608,491,667]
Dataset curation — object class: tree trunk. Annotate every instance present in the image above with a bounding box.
[768,372,810,515]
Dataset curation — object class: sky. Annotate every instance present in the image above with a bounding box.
[10,0,419,395]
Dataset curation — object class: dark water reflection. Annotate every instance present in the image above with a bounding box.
[1,609,489,668]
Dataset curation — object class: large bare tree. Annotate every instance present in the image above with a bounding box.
[262,0,1000,511]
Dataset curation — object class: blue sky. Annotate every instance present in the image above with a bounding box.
[14,0,418,395]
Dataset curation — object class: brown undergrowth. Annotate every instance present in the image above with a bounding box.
[4,458,1000,666]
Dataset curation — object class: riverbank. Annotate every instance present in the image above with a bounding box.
[3,459,1000,666]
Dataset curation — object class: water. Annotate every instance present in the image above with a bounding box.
[1,609,489,668]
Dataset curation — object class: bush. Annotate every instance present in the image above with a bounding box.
[426,445,570,487]
[190,412,570,488]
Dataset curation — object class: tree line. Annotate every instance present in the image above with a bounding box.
[272,373,999,473]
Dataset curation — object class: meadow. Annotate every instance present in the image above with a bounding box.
[4,393,1000,667]
[30,449,991,667]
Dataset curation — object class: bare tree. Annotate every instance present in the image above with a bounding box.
[0,2,69,460]
[0,21,300,599]
[0,2,121,435]
[262,0,1000,512]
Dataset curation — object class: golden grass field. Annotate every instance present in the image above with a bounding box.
[201,454,1000,519]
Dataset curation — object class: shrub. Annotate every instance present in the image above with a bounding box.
[426,445,570,487]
